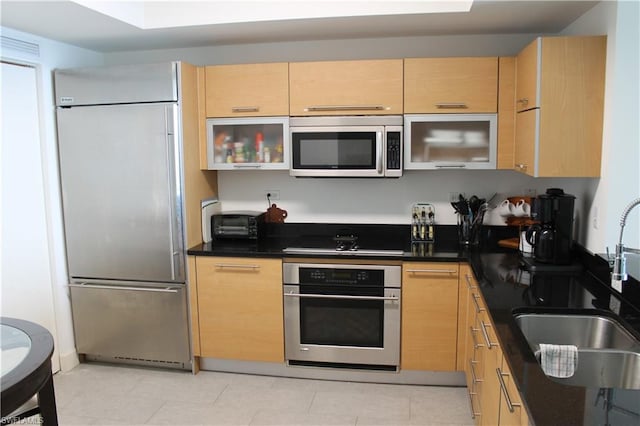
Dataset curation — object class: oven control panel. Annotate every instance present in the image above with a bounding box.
[283,263,402,288]
[301,268,383,286]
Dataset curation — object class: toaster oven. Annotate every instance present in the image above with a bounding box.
[211,211,266,240]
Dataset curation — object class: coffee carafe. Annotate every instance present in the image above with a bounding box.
[525,188,575,264]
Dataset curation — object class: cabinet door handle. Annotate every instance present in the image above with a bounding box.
[435,102,468,109]
[232,164,263,169]
[465,274,476,290]
[468,389,481,419]
[304,105,388,112]
[496,368,522,413]
[231,106,260,113]
[470,326,484,349]
[469,359,483,384]
[471,294,485,313]
[214,263,261,270]
[480,321,499,349]
[406,268,457,274]
[435,164,467,169]
[284,292,399,302]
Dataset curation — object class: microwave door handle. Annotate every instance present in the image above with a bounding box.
[377,131,383,174]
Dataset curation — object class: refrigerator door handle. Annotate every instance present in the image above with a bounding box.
[68,283,179,293]
[165,105,183,282]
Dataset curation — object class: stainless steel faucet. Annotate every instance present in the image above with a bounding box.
[611,198,640,289]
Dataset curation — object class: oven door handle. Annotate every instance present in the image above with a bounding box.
[284,291,399,301]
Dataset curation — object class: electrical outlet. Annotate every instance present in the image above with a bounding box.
[593,206,599,229]
[264,190,280,200]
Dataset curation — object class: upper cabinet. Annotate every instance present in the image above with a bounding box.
[404,57,498,113]
[497,57,516,170]
[404,114,497,170]
[204,63,289,118]
[514,41,539,112]
[514,36,607,177]
[206,116,289,170]
[289,59,403,116]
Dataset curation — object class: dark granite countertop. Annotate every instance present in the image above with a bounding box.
[471,250,640,426]
[187,223,640,426]
[187,223,510,262]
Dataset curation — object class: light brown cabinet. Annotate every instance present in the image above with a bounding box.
[497,356,530,426]
[497,57,516,170]
[513,36,606,177]
[401,262,459,371]
[289,59,403,116]
[404,57,498,113]
[477,309,501,426]
[462,272,530,426]
[466,278,485,423]
[457,264,475,372]
[204,63,289,117]
[195,256,284,363]
[513,109,536,177]
[514,41,539,112]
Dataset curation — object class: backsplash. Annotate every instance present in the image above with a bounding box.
[216,169,598,246]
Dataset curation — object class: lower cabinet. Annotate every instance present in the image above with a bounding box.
[457,265,475,372]
[478,311,501,426]
[401,262,459,371]
[463,274,530,426]
[195,256,284,363]
[497,356,529,426]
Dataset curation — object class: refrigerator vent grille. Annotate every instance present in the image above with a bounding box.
[84,354,187,370]
[114,356,183,366]
[1,36,40,57]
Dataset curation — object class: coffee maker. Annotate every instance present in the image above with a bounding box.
[525,188,575,265]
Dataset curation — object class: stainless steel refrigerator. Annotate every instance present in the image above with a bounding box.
[55,62,190,369]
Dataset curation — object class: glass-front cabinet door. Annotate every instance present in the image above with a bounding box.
[404,114,497,170]
[207,116,289,170]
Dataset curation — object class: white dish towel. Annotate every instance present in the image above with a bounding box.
[538,344,578,378]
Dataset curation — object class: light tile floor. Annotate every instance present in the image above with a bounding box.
[53,363,474,425]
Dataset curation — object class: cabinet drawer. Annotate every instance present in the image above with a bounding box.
[196,256,281,284]
[403,262,460,279]
[196,257,284,363]
[205,63,289,117]
[404,57,498,113]
[498,358,529,425]
[289,59,403,116]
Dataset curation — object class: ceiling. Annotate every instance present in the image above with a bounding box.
[1,1,600,53]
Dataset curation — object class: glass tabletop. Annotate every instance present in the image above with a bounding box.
[1,324,32,377]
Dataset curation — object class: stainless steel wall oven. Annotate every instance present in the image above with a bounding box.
[283,262,401,371]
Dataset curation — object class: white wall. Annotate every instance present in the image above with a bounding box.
[561,0,640,276]
[2,62,60,371]
[1,26,104,371]
[103,33,538,65]
[215,170,597,230]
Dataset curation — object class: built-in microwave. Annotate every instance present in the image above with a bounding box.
[289,116,402,178]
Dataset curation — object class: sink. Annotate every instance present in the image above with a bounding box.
[514,313,639,350]
[513,311,640,389]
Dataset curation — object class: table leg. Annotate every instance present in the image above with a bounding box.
[37,373,58,426]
